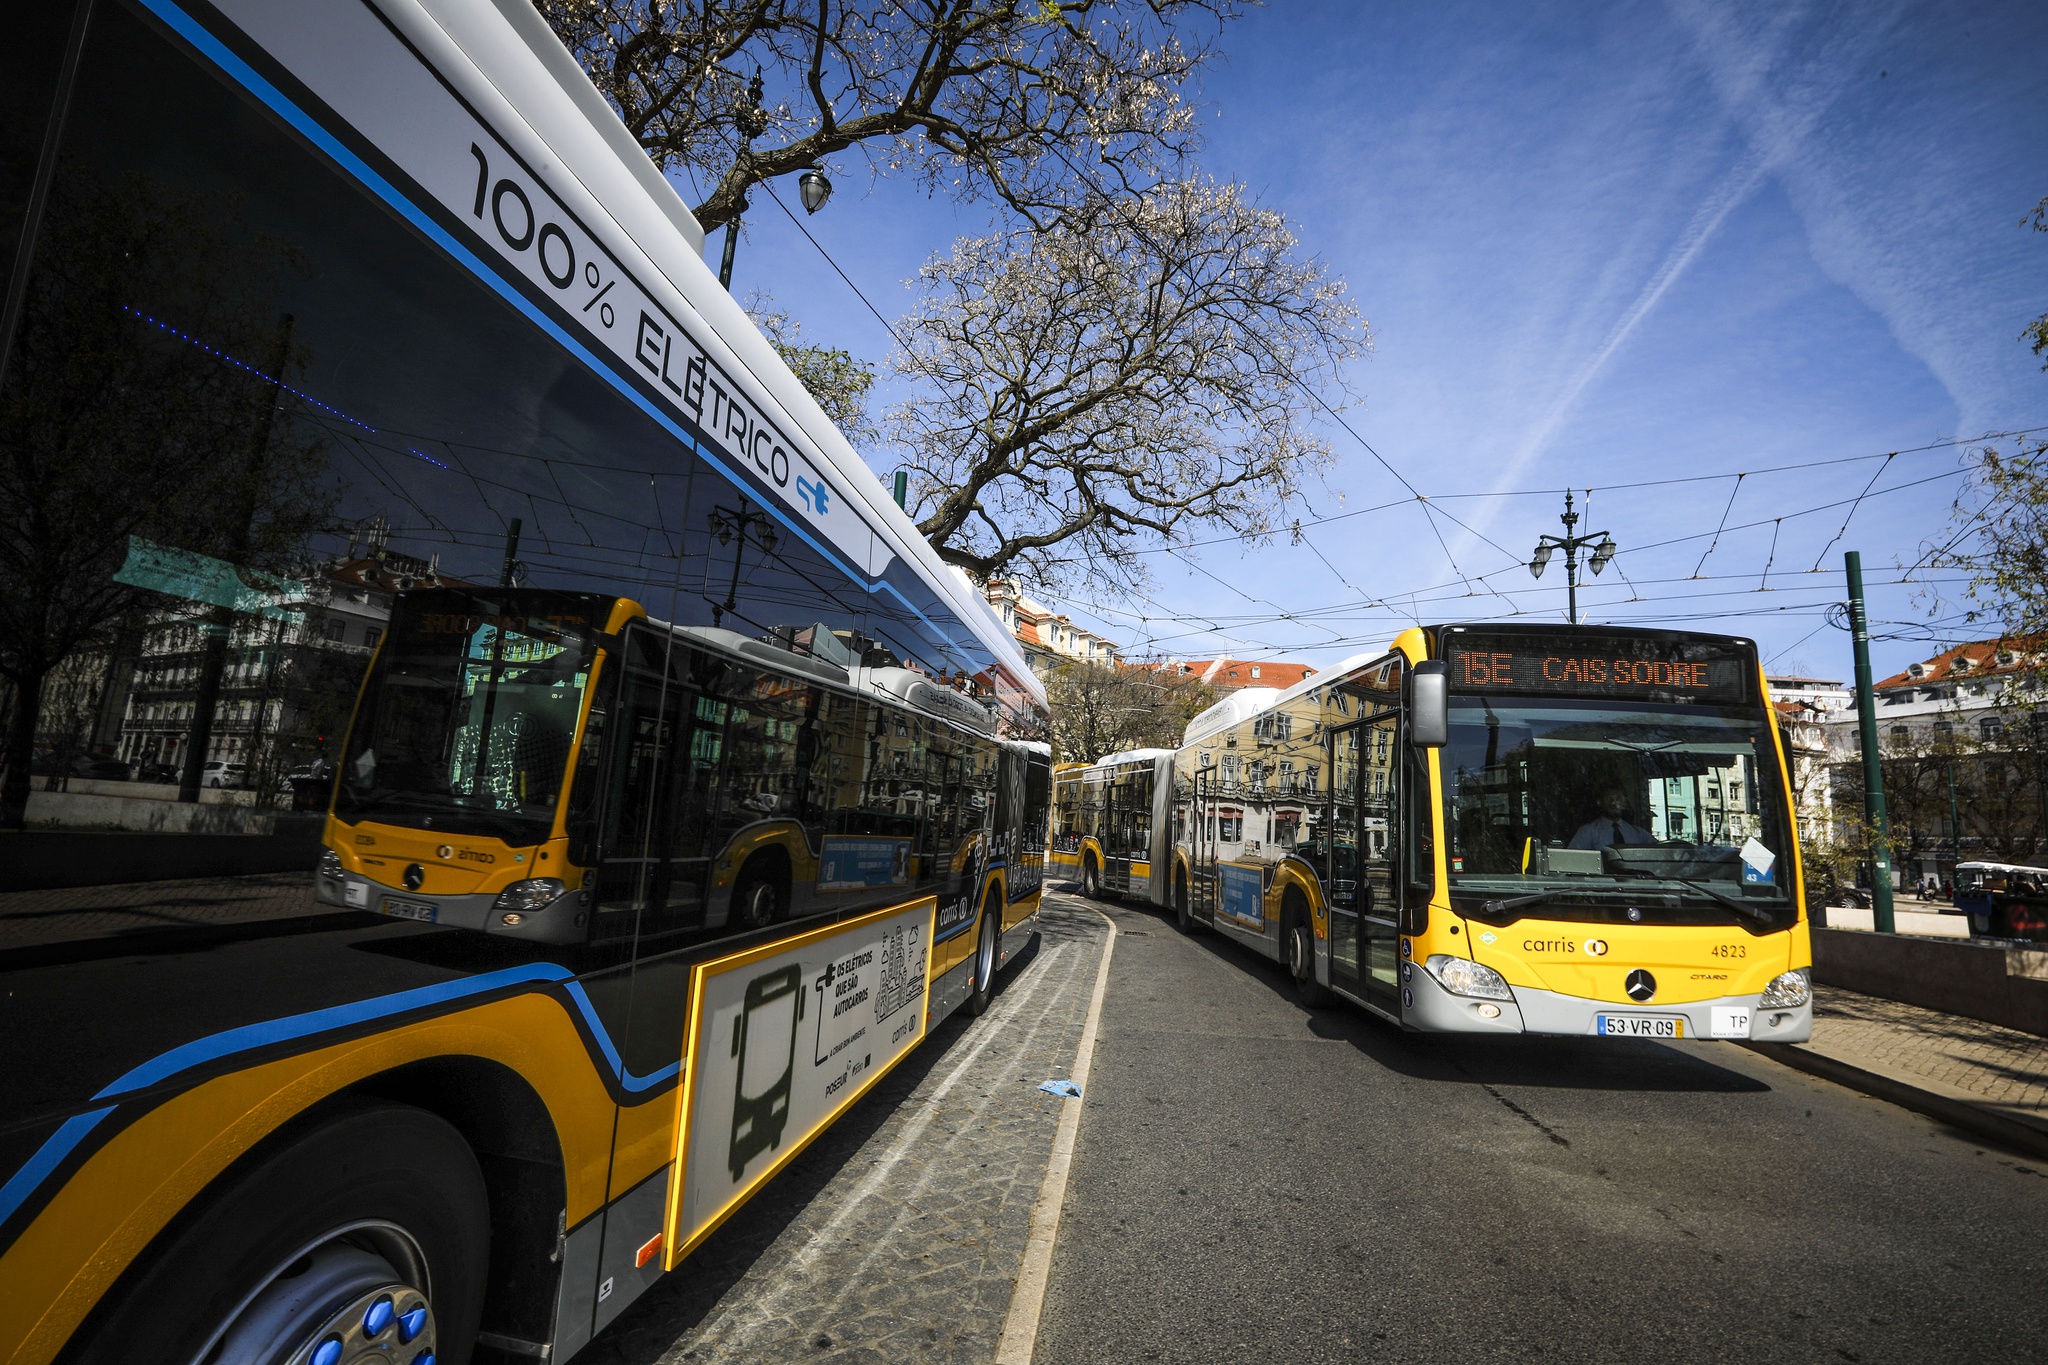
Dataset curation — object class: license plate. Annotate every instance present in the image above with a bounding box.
[1596,1014,1683,1038]
[379,897,437,923]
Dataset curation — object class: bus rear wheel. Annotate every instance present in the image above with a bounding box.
[1284,906,1329,1008]
[966,891,1003,1016]
[70,1101,489,1365]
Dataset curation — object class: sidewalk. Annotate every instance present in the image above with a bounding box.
[1745,984,2048,1158]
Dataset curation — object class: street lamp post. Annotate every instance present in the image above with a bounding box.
[1527,490,1616,625]
[715,73,833,290]
[707,501,779,627]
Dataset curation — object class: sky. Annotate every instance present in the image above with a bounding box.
[704,0,2048,686]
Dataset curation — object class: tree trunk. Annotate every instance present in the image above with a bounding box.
[1,667,46,830]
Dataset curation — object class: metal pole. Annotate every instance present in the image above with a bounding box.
[499,517,522,588]
[1846,550,1895,932]
[1565,543,1580,626]
[718,216,742,289]
[892,471,908,508]
[1947,760,1960,884]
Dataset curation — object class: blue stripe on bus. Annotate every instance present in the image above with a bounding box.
[91,961,674,1100]
[0,964,679,1236]
[136,0,973,664]
[0,1109,116,1234]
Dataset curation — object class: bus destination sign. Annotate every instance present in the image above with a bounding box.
[1445,632,1751,704]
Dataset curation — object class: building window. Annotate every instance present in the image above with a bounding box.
[1251,665,1261,678]
[1889,726,1908,743]
[364,627,382,651]
[324,617,347,643]
[1981,717,2003,742]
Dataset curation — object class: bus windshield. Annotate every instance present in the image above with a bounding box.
[335,592,606,844]
[1441,696,1796,927]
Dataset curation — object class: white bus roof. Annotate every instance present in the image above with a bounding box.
[232,0,1042,711]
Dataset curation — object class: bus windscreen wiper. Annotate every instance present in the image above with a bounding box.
[1671,877,1776,925]
[1480,888,1570,914]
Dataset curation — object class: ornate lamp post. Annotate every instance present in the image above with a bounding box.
[1528,490,1616,626]
[707,501,779,626]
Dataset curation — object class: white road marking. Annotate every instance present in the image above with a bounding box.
[994,903,1117,1365]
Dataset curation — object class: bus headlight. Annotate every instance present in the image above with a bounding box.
[1758,968,1811,1009]
[494,878,566,914]
[1425,954,1514,1001]
[318,849,345,883]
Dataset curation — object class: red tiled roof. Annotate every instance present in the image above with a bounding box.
[1874,637,2042,691]
[1180,657,1319,691]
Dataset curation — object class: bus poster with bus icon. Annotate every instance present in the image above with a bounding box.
[670,898,937,1259]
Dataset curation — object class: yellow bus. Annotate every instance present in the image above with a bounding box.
[1071,624,1813,1042]
[1049,749,1172,900]
[0,2,1047,1362]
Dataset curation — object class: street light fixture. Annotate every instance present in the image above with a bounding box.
[707,501,780,626]
[1528,490,1617,625]
[798,164,834,215]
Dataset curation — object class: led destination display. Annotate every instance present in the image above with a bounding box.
[1445,632,1752,704]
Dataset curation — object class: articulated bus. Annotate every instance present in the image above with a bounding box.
[1,3,1047,1363]
[1056,624,1814,1042]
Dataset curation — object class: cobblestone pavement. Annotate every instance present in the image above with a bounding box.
[1800,984,2048,1131]
[581,891,1111,1365]
[0,873,326,952]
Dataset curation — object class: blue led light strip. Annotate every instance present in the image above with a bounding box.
[125,306,451,469]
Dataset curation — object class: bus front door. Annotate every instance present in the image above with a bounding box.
[1330,717,1400,1012]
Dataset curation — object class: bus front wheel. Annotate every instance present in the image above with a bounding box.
[1080,856,1101,899]
[70,1101,489,1365]
[1174,868,1200,935]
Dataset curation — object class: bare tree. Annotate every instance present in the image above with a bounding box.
[743,291,876,445]
[536,0,1228,231]
[0,177,335,827]
[890,179,1365,593]
[1047,658,1213,764]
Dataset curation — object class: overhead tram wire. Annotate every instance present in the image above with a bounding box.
[754,138,2048,643]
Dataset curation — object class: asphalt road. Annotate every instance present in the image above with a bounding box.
[1032,894,2048,1365]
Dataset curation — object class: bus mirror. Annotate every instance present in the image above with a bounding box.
[1408,661,1449,747]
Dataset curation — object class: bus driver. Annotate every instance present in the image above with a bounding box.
[1569,787,1656,850]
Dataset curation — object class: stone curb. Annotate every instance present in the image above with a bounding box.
[1739,1040,2048,1162]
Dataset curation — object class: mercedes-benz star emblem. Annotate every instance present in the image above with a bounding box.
[1625,969,1657,1003]
[403,862,425,891]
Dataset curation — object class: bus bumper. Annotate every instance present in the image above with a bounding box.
[1403,966,1813,1042]
[1512,983,1813,1043]
[315,870,591,943]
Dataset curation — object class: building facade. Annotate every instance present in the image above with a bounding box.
[982,579,1121,678]
[1820,640,2047,880]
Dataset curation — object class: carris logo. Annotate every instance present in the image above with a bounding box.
[1523,938,1576,953]
[1583,939,1608,956]
[436,845,453,860]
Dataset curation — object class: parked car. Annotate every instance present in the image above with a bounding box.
[200,760,248,789]
[136,762,181,784]
[71,756,134,781]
